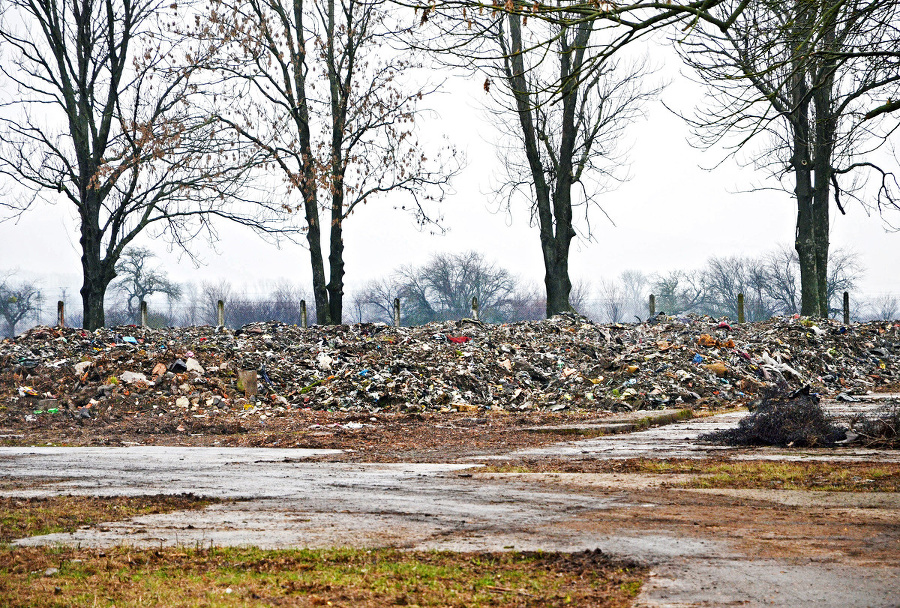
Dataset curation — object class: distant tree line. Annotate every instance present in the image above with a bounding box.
[616,247,864,322]
[1,244,897,337]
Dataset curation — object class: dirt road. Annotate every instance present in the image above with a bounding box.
[2,411,899,607]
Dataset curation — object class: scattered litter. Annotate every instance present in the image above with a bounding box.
[118,371,148,384]
[0,315,896,432]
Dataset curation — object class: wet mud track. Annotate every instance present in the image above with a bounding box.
[2,412,899,607]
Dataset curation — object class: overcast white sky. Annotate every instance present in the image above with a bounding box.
[1,39,898,312]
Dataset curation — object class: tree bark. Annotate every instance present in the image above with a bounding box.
[78,207,116,330]
[327,200,345,325]
[305,212,329,325]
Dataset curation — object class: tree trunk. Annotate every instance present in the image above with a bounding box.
[305,212,330,325]
[789,0,821,318]
[327,205,345,325]
[794,164,821,317]
[812,28,838,318]
[78,201,115,330]
[321,0,347,326]
[543,248,573,317]
[812,160,831,318]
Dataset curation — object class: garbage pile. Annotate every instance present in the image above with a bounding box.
[1,314,897,426]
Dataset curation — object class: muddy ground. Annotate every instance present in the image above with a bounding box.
[0,408,685,461]
[2,404,899,607]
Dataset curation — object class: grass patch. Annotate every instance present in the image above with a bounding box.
[470,458,900,492]
[0,546,646,607]
[0,494,218,542]
[653,460,900,492]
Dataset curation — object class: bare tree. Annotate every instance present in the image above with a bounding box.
[0,273,41,337]
[826,249,864,317]
[702,256,746,320]
[568,279,591,315]
[402,251,519,323]
[393,251,520,324]
[113,248,182,323]
[416,6,658,318]
[201,280,232,326]
[619,269,649,321]
[764,246,802,316]
[700,255,775,321]
[484,16,657,317]
[762,245,862,317]
[505,283,546,321]
[197,0,461,325]
[677,0,900,317]
[0,0,288,330]
[179,283,202,327]
[652,270,705,316]
[355,277,405,324]
[597,278,626,323]
[867,293,899,321]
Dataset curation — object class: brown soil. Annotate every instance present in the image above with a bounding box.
[0,409,641,461]
[469,458,900,491]
[0,494,219,542]
[565,485,900,566]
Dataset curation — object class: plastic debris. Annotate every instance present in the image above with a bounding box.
[0,314,895,429]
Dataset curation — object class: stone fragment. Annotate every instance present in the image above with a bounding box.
[119,371,148,384]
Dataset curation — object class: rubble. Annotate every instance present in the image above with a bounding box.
[0,314,897,432]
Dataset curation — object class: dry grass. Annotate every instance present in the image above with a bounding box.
[640,459,900,492]
[472,459,900,492]
[0,546,646,608]
[0,494,218,543]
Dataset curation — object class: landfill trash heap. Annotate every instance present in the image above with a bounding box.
[1,313,897,426]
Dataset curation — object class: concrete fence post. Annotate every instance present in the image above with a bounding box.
[737,293,745,324]
[471,296,479,321]
[237,369,258,398]
[649,294,656,318]
[140,301,148,327]
[300,300,307,329]
[393,297,401,327]
[843,291,850,325]
[57,301,65,328]
[217,300,225,327]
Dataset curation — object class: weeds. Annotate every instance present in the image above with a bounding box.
[0,546,646,607]
[853,403,900,448]
[0,494,218,542]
